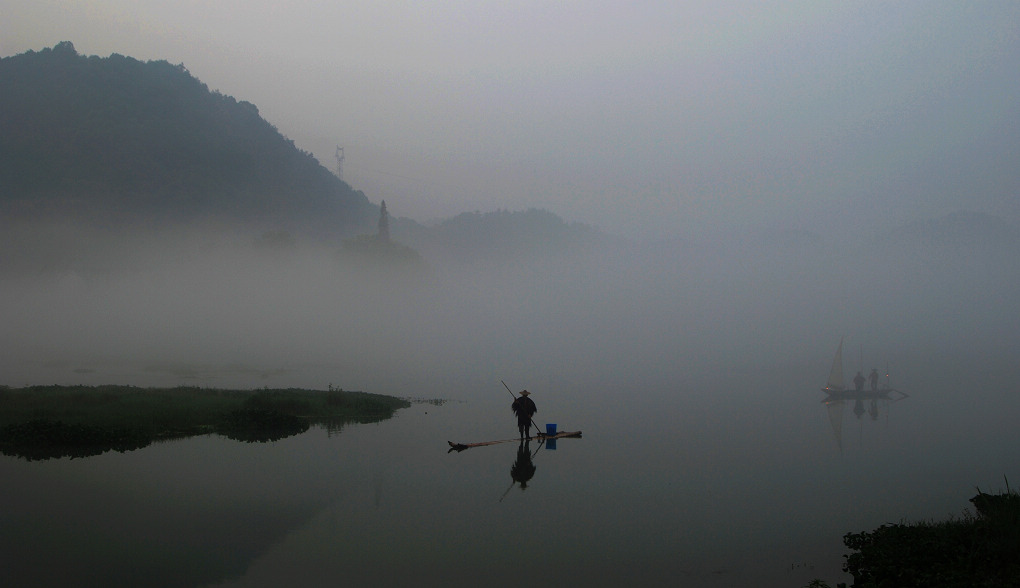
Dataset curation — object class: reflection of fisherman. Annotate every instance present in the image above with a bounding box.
[853,371,866,392]
[510,440,537,489]
[511,390,537,439]
[869,368,879,391]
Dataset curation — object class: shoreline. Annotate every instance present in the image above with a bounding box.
[0,384,412,460]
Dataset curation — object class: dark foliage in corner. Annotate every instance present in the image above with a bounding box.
[842,484,1020,587]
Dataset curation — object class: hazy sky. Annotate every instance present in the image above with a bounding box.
[4,1,1019,239]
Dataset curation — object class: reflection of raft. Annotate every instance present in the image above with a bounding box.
[448,430,582,452]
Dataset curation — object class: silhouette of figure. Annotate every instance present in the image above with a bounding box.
[853,371,866,392]
[511,390,537,439]
[869,368,879,391]
[510,440,537,489]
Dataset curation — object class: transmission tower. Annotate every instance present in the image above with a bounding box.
[335,145,345,182]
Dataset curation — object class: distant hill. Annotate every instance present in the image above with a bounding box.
[0,42,373,236]
[0,43,635,272]
[408,208,619,265]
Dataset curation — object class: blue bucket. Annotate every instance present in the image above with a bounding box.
[546,423,557,435]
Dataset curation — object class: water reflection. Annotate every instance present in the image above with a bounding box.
[821,388,910,451]
[500,439,539,501]
[510,440,538,488]
[0,433,335,588]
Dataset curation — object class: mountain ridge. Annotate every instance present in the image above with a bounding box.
[3,43,1016,271]
[0,42,373,237]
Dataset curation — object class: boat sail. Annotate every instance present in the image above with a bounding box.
[822,337,845,393]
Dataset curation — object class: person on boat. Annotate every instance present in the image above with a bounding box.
[869,368,879,391]
[853,371,866,391]
[511,390,537,439]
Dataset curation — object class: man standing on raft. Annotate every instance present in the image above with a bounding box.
[511,390,538,439]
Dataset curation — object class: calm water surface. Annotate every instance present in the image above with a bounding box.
[2,361,1017,587]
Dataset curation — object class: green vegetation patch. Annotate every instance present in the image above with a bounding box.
[842,485,1020,587]
[0,385,410,460]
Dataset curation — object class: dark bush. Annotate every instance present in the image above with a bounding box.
[0,419,150,460]
[843,488,1020,587]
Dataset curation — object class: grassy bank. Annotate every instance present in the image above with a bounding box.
[809,482,1020,588]
[0,384,411,460]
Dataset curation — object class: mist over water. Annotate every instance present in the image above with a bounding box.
[3,213,1018,402]
[5,6,1020,582]
[3,213,1020,586]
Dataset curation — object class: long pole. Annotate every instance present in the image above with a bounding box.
[501,380,543,437]
[500,379,516,401]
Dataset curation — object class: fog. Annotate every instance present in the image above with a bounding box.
[4,214,1018,406]
[4,2,1019,239]
[5,6,1020,584]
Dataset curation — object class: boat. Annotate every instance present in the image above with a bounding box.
[447,430,582,452]
[817,341,910,450]
[820,338,900,400]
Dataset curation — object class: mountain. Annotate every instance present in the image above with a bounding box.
[0,42,373,236]
[0,43,637,275]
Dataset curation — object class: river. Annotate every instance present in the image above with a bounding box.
[3,351,1017,588]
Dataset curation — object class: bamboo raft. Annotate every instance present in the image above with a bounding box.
[448,430,582,452]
